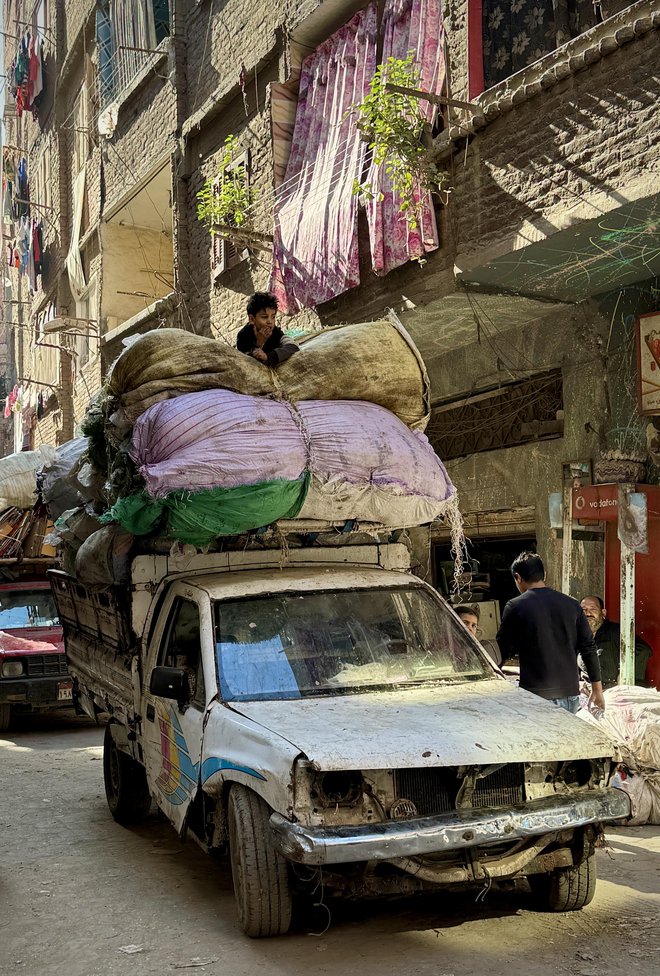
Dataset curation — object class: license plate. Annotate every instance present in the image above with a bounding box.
[58,684,73,702]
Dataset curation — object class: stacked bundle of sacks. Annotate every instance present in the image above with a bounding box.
[41,320,460,582]
[579,685,660,824]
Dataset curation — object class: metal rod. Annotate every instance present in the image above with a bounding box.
[13,197,57,213]
[384,83,479,114]
[117,45,163,55]
[561,483,573,595]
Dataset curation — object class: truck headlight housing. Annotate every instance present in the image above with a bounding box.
[313,770,364,807]
[1,660,24,678]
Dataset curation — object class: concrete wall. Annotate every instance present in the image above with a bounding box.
[100,223,173,326]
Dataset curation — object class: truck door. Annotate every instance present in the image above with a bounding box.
[141,591,212,834]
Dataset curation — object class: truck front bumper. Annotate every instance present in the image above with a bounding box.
[0,676,73,709]
[270,787,630,865]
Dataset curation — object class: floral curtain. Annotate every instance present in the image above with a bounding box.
[270,5,378,314]
[481,0,600,91]
[365,0,445,276]
[270,0,446,312]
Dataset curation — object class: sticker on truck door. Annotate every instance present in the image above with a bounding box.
[155,702,200,806]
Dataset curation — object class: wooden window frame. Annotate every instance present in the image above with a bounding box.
[211,150,250,279]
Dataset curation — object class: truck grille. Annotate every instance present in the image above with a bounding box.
[394,764,525,817]
[25,654,69,678]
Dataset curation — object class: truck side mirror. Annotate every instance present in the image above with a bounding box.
[150,666,191,706]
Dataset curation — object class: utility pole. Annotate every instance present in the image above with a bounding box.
[618,483,636,686]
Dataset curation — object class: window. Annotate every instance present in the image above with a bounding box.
[427,370,564,460]
[214,587,491,702]
[0,589,58,629]
[211,153,250,278]
[33,142,52,214]
[72,88,90,174]
[160,599,206,709]
[34,0,48,36]
[96,1,171,107]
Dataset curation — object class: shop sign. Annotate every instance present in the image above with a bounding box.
[638,311,660,415]
[572,484,618,522]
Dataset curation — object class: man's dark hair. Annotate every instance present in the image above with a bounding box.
[583,595,605,610]
[511,551,545,583]
[455,603,480,620]
[247,292,278,317]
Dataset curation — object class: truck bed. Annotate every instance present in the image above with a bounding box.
[49,572,135,719]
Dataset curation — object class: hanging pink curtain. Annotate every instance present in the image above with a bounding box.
[270,4,378,314]
[366,0,446,276]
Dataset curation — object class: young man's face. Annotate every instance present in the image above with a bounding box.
[458,612,479,637]
[249,307,277,338]
[580,597,606,634]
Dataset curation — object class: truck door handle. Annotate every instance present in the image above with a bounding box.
[146,704,155,722]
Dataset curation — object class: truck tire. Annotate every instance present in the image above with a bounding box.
[228,784,293,937]
[0,703,10,732]
[103,724,152,825]
[530,853,597,911]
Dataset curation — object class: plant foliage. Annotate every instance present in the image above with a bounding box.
[352,52,446,229]
[196,135,255,233]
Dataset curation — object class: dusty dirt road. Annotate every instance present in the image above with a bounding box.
[1,712,659,976]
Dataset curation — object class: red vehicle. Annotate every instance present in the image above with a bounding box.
[0,579,70,731]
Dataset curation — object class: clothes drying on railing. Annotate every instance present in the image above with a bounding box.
[6,217,44,293]
[8,32,46,118]
[2,152,30,222]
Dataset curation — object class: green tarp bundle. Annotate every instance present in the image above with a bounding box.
[100,475,310,547]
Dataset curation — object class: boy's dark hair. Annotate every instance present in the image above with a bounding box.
[247,292,278,317]
[455,603,480,620]
[511,551,545,583]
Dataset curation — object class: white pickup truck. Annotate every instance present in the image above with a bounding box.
[50,537,628,937]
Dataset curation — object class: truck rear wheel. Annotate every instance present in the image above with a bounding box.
[0,704,10,732]
[530,853,597,911]
[228,784,293,937]
[103,724,152,825]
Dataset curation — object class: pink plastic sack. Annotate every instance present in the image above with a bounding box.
[131,390,457,526]
[131,390,307,497]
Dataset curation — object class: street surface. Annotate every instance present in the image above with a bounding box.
[1,711,659,976]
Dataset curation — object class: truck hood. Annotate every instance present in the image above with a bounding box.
[230,679,617,770]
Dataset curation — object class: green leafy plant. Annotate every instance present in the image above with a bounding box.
[351,52,446,229]
[196,135,255,234]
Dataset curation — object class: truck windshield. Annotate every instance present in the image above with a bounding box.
[214,586,492,701]
[0,591,59,629]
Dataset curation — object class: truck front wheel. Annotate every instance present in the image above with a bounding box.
[0,704,10,732]
[228,784,293,937]
[530,853,597,911]
[103,724,152,825]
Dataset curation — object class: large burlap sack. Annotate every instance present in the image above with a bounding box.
[108,320,430,430]
[74,525,134,588]
[280,320,430,430]
[109,330,276,424]
[128,391,454,530]
[0,445,57,510]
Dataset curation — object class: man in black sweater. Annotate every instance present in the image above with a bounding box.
[496,551,605,714]
[236,292,299,368]
[580,595,652,688]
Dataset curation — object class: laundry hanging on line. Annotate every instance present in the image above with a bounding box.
[8,31,46,118]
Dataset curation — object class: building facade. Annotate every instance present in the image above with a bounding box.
[1,0,659,603]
